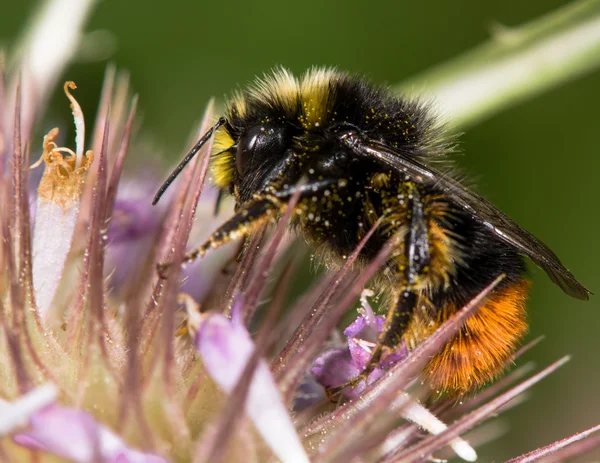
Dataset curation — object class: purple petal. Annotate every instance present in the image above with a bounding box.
[312,349,361,387]
[312,290,408,398]
[105,179,234,299]
[109,198,161,243]
[105,178,163,291]
[343,315,369,338]
[195,312,309,463]
[345,316,383,370]
[293,375,327,411]
[107,178,164,244]
[13,404,168,463]
[311,347,387,399]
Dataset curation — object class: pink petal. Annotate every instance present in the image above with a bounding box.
[195,312,309,463]
[13,405,167,463]
[0,384,58,436]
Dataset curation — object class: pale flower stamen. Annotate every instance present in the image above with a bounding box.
[63,81,85,169]
[31,82,93,317]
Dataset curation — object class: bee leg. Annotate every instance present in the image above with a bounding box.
[325,289,419,399]
[329,188,430,398]
[157,196,284,277]
[213,188,226,216]
[369,189,431,373]
[367,288,417,371]
[190,178,340,262]
[186,196,283,263]
[158,178,344,277]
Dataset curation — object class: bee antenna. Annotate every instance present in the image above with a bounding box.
[152,117,227,205]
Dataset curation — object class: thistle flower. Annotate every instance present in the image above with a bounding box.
[1,1,600,462]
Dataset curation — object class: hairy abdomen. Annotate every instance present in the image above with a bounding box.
[423,278,530,394]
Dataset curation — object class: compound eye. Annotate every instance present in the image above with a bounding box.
[236,126,263,176]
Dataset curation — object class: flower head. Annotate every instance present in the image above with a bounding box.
[1,1,599,462]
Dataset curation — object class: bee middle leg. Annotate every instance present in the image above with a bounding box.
[328,188,431,397]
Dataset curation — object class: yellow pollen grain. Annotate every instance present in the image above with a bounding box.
[33,83,93,212]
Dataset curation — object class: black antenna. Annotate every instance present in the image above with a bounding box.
[152,117,227,205]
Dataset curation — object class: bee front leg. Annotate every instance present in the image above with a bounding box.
[157,196,283,278]
[159,178,343,277]
[190,196,283,260]
[186,178,340,263]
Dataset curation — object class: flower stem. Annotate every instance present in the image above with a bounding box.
[397,0,600,129]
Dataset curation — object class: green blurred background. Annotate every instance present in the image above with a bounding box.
[2,0,599,460]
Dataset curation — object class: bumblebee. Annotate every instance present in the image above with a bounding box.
[153,68,589,394]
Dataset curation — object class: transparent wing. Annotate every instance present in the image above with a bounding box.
[359,139,590,300]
